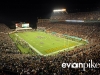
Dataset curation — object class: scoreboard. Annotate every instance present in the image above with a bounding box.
[16,23,29,28]
[22,23,29,28]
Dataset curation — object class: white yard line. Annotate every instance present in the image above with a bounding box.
[15,33,43,55]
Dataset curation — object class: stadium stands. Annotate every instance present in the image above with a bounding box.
[37,11,100,74]
[0,10,100,75]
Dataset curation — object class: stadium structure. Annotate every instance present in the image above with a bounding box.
[37,9,100,46]
[0,9,100,75]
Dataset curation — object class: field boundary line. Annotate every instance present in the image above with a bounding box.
[44,43,83,56]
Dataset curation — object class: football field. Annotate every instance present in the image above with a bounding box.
[10,31,87,56]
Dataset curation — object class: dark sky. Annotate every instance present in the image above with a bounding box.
[0,0,100,26]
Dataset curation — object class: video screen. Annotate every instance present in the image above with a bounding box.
[22,23,29,28]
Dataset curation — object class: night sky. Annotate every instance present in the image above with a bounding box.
[0,0,100,27]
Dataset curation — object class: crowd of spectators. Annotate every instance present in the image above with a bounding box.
[50,11,100,20]
[37,11,100,45]
[0,11,100,75]
[37,11,100,75]
[0,24,19,54]
[0,23,11,33]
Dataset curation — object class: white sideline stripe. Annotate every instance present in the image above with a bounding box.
[15,34,43,55]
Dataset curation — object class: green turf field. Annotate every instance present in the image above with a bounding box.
[9,31,87,56]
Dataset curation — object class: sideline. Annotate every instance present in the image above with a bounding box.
[44,43,83,56]
[15,33,43,55]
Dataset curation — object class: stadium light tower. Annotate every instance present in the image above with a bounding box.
[53,9,67,13]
